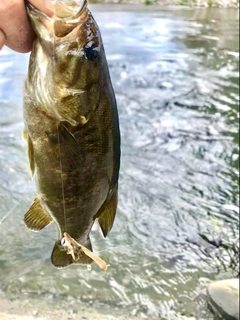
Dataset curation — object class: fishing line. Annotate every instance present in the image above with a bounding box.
[0,199,23,226]
[57,124,67,232]
[1,259,42,290]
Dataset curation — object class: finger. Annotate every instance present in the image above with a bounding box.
[0,0,35,53]
[29,0,53,17]
[0,29,5,51]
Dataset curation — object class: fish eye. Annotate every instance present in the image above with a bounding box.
[84,43,99,61]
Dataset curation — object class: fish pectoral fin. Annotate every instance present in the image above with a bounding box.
[23,128,35,177]
[60,123,80,149]
[24,197,53,232]
[97,190,118,237]
[55,123,82,169]
[22,128,28,141]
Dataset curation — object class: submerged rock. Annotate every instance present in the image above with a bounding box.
[207,279,239,320]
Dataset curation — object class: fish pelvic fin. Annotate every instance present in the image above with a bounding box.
[24,197,53,231]
[52,232,108,270]
[97,190,118,237]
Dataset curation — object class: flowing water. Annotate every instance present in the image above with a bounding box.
[0,5,239,320]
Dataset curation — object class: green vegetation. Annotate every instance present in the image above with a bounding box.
[178,0,196,5]
[199,232,239,278]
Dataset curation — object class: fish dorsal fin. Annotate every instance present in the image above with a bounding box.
[24,197,53,231]
[97,190,118,237]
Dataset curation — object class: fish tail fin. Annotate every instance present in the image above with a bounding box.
[72,238,94,265]
[52,232,108,270]
[51,240,73,268]
[51,239,92,269]
[74,238,108,270]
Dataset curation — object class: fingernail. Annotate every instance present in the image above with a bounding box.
[44,0,54,16]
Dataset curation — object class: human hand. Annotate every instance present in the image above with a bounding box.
[0,0,53,53]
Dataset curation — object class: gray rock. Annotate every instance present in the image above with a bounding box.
[207,279,239,320]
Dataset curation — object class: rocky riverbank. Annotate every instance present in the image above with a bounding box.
[0,296,140,320]
[90,0,239,8]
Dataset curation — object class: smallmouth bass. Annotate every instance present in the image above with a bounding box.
[23,0,120,270]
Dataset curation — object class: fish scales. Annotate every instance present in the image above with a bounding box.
[23,0,120,270]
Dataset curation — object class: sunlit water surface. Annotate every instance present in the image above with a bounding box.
[0,5,239,320]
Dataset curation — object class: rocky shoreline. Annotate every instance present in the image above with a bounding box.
[0,279,239,320]
[89,0,239,8]
[0,296,139,320]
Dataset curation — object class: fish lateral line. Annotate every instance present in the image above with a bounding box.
[62,232,107,271]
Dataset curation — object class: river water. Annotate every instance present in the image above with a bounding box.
[0,5,239,320]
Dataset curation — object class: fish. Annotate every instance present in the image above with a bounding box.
[23,0,121,270]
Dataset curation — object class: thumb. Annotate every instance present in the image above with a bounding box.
[29,0,53,17]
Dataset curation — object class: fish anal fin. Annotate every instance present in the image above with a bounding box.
[23,128,35,177]
[98,191,118,237]
[24,197,53,232]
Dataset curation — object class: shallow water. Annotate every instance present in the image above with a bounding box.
[0,5,239,319]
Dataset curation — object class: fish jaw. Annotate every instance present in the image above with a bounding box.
[26,3,54,45]
[25,0,88,58]
[52,0,87,19]
[26,0,88,29]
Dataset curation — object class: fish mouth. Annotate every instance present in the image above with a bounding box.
[26,0,87,37]
[26,0,87,22]
[52,0,87,19]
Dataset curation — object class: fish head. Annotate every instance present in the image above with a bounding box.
[26,0,107,124]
